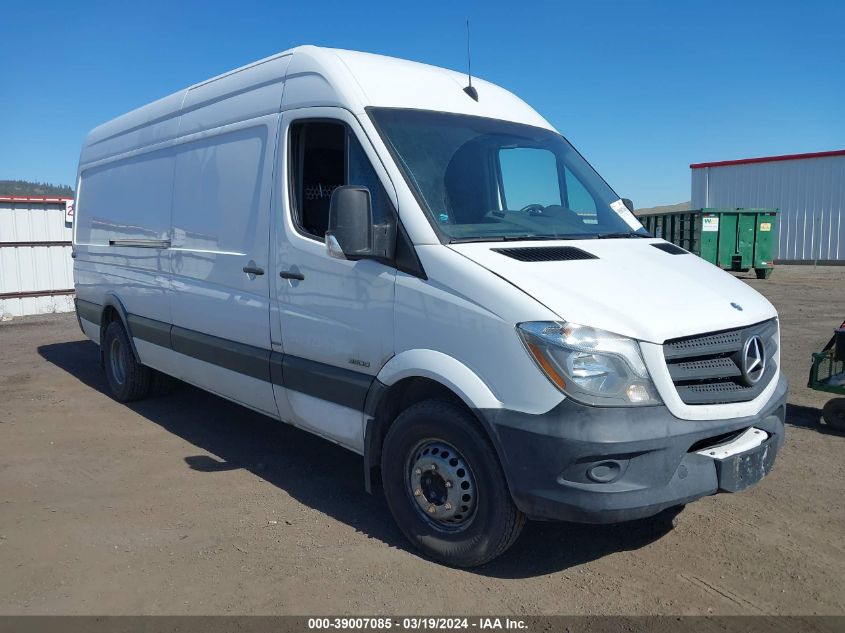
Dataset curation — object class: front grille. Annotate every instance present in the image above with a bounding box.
[663,319,778,405]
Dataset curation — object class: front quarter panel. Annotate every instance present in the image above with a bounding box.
[391,245,564,415]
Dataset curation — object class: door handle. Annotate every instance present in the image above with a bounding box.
[279,270,305,281]
[243,266,265,275]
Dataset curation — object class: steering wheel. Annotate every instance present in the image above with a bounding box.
[519,203,546,215]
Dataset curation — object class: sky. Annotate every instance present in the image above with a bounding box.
[0,0,842,208]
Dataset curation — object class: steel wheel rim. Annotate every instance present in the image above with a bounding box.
[110,337,127,386]
[405,439,477,531]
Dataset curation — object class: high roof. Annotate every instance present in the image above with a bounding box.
[299,46,552,128]
[79,46,553,167]
[690,149,845,169]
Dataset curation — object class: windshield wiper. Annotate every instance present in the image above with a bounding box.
[595,231,651,239]
[449,234,585,244]
[449,235,508,243]
[502,234,583,241]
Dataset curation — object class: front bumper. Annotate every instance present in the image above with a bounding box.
[479,374,787,523]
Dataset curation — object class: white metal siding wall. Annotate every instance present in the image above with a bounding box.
[0,200,74,318]
[691,154,845,262]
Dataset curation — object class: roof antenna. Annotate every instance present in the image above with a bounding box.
[463,20,479,101]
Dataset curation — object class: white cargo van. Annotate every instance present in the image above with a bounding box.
[73,46,787,566]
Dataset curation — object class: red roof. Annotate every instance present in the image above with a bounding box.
[690,149,845,169]
[0,195,73,202]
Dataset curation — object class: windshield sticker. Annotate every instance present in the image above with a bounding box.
[610,199,642,230]
[703,217,720,232]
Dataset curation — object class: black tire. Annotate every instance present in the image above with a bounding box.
[822,398,845,431]
[103,320,152,402]
[381,399,525,567]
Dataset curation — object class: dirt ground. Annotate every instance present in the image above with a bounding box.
[0,265,843,616]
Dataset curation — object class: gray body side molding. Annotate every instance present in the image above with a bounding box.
[75,299,376,416]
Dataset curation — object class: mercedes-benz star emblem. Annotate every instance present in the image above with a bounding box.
[741,335,766,386]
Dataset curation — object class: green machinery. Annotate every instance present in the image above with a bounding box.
[639,208,778,279]
[808,321,845,431]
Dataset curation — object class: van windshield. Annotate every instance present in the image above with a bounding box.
[369,108,648,243]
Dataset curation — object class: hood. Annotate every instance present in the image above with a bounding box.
[449,239,777,343]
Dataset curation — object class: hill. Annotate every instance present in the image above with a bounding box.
[0,180,74,197]
[635,201,691,216]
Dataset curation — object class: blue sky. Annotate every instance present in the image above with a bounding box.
[1,0,842,208]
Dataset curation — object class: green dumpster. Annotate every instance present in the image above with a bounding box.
[639,208,778,279]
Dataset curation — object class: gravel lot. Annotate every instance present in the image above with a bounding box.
[0,265,843,615]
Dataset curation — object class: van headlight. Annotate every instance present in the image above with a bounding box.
[517,321,661,406]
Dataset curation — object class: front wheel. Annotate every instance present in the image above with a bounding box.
[381,399,525,567]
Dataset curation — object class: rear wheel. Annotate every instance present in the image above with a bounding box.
[381,399,525,567]
[822,398,845,431]
[103,320,152,402]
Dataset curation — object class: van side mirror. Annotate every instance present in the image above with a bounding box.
[326,186,374,260]
[622,198,635,213]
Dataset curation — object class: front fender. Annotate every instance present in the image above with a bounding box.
[362,349,503,494]
[376,349,502,411]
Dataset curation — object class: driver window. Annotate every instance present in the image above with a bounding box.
[289,120,395,240]
[498,148,561,211]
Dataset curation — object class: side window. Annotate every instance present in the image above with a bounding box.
[564,167,598,224]
[498,148,561,210]
[289,120,395,240]
[290,121,345,239]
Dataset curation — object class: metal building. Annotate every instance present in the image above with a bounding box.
[691,149,845,263]
[0,196,75,318]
